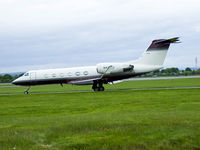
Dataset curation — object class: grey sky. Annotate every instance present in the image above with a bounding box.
[0,0,200,73]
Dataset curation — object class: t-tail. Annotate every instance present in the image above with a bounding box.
[133,37,180,66]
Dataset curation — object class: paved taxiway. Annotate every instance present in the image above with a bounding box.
[0,75,199,88]
[0,75,199,95]
[0,86,200,96]
[0,85,19,88]
[126,75,200,81]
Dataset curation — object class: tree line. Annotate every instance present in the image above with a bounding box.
[0,67,200,83]
[142,67,200,77]
[0,73,23,83]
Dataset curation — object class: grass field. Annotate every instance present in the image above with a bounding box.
[0,78,200,150]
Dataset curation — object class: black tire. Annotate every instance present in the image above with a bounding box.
[99,87,105,91]
[24,91,29,94]
[94,87,99,92]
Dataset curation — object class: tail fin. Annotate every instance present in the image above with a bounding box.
[134,37,180,66]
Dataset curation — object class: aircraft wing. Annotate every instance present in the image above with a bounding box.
[68,77,102,85]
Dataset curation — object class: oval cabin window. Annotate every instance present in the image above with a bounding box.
[60,73,64,77]
[44,74,48,78]
[83,71,88,76]
[52,73,56,78]
[75,72,80,76]
[67,72,72,76]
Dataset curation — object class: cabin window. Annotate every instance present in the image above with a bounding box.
[60,73,64,77]
[52,73,56,78]
[83,71,88,76]
[75,72,80,76]
[24,73,29,76]
[67,72,72,76]
[44,74,48,78]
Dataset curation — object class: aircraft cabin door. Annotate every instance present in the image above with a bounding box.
[30,72,36,80]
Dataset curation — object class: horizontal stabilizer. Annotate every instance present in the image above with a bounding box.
[154,37,180,44]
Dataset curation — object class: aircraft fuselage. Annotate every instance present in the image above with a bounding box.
[12,37,180,93]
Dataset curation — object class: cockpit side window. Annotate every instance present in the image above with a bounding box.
[24,72,29,76]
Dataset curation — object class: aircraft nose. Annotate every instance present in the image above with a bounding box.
[12,79,17,85]
[12,78,21,85]
[11,77,27,86]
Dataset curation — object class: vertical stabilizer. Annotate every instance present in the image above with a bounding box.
[133,37,179,66]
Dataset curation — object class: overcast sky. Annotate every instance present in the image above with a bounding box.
[0,0,200,73]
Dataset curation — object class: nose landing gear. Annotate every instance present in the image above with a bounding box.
[92,80,105,91]
[24,87,30,94]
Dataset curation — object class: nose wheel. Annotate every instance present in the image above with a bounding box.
[24,87,30,94]
[92,80,105,91]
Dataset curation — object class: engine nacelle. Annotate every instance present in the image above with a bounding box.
[96,63,134,74]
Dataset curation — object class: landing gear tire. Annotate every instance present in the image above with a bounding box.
[92,80,105,92]
[94,87,99,91]
[24,91,29,94]
[99,86,104,91]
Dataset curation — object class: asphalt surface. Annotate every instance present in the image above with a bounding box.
[0,85,19,88]
[0,76,199,88]
[0,86,200,96]
[0,75,199,95]
[126,75,200,81]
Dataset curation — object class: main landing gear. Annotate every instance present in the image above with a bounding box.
[24,87,30,94]
[92,80,105,91]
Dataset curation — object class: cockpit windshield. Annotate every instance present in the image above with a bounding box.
[24,72,29,76]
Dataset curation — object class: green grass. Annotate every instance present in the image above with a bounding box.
[0,78,200,149]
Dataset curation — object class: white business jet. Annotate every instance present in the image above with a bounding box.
[12,37,180,94]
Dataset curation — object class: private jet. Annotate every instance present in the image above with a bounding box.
[12,37,180,94]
